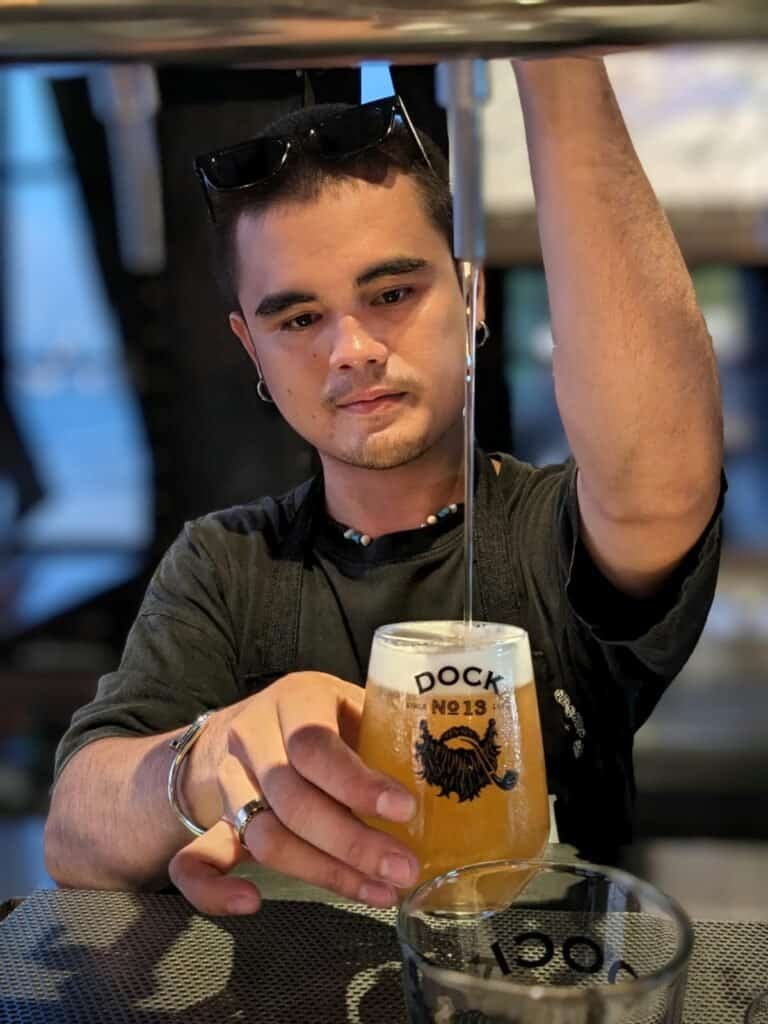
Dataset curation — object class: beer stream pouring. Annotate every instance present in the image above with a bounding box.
[436,60,488,629]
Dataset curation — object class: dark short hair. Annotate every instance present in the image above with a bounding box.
[204,102,453,312]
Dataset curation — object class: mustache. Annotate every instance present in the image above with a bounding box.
[322,371,419,407]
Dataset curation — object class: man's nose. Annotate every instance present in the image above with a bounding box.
[328,316,388,371]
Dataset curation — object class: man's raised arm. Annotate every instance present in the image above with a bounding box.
[514,56,723,598]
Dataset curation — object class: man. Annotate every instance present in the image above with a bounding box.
[44,56,723,917]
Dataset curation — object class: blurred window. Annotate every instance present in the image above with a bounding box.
[361,63,394,103]
[1,68,151,634]
[503,265,767,550]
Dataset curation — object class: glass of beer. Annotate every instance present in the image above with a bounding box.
[356,621,549,888]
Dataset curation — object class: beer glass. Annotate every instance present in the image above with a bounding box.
[398,859,694,1023]
[356,621,549,888]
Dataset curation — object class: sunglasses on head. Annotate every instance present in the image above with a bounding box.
[194,94,434,222]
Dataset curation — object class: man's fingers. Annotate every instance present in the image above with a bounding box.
[168,822,261,917]
[242,809,399,908]
[277,694,416,823]
[215,675,419,903]
[231,677,414,822]
[219,748,418,897]
[262,760,419,888]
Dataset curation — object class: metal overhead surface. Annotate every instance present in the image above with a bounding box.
[0,0,767,65]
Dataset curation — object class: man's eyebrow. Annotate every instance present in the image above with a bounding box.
[355,257,430,287]
[254,258,429,317]
[255,290,317,317]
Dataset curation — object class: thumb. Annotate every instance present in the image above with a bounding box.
[168,820,261,917]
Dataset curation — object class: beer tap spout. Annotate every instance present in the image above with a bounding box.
[436,59,489,267]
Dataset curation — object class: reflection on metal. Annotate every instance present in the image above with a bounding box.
[0,0,767,63]
[88,65,165,274]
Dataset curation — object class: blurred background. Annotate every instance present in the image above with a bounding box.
[1,53,766,917]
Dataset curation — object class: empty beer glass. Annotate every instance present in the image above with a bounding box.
[356,621,549,888]
[398,859,694,1023]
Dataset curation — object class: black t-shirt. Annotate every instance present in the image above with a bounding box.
[54,452,723,862]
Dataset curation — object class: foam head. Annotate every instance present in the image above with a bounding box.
[367,620,534,697]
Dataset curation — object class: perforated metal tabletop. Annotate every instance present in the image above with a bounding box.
[0,890,766,1022]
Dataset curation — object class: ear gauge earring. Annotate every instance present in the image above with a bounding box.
[256,371,274,404]
[476,321,490,348]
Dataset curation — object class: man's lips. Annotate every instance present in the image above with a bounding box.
[335,390,406,413]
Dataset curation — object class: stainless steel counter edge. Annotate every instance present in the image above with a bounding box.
[1,1,768,64]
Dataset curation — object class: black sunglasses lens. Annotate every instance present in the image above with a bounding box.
[202,137,287,190]
[315,102,394,159]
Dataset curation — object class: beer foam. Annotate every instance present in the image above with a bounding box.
[368,621,534,695]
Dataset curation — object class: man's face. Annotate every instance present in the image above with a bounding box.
[230,170,477,472]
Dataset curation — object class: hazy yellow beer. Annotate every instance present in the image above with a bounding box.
[357,621,549,887]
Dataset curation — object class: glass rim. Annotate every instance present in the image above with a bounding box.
[397,858,695,1003]
[373,620,529,652]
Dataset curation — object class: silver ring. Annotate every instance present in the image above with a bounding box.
[231,797,270,848]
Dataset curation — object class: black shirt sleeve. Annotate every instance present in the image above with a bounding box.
[560,462,725,729]
[500,455,724,733]
[53,519,245,783]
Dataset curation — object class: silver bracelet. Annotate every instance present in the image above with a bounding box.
[167,712,213,836]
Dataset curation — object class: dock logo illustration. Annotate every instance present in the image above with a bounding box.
[414,718,518,802]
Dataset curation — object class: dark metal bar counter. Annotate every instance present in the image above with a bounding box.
[1,888,766,1022]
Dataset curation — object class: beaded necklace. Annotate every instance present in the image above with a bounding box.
[341,502,460,547]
